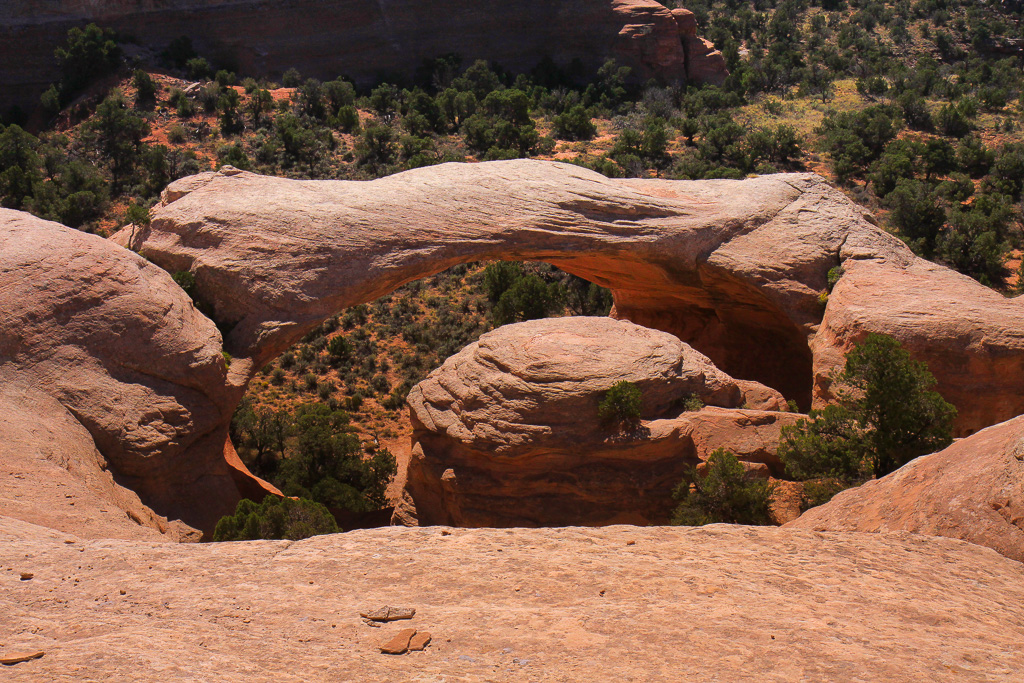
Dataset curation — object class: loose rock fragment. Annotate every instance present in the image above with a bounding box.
[19,573,33,581]
[360,606,416,622]
[408,631,432,651]
[0,651,44,665]
[380,628,417,655]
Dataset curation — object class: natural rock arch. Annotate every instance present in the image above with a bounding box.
[5,159,1024,536]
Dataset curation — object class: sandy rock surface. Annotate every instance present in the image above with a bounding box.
[787,415,1024,563]
[405,317,795,526]
[2,516,1022,682]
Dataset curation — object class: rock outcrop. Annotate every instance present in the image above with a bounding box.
[404,317,794,526]
[1,0,727,114]
[125,161,1024,441]
[0,209,276,538]
[8,159,1024,536]
[787,415,1024,564]
[3,515,1023,681]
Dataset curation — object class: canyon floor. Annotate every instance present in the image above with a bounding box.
[2,516,1023,682]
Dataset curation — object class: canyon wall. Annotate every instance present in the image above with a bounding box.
[1,0,726,113]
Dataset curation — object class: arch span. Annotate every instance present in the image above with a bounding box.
[126,163,839,404]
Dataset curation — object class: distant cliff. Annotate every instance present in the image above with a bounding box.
[0,0,726,113]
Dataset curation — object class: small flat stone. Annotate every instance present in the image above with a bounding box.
[385,607,415,621]
[0,651,44,665]
[380,628,417,655]
[19,573,33,581]
[360,606,390,621]
[408,631,432,651]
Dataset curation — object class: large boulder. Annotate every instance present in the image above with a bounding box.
[404,317,796,526]
[0,209,276,538]
[786,415,1024,564]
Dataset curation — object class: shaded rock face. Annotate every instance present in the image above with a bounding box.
[0,209,275,538]
[404,317,796,527]
[4,517,1024,681]
[1,0,726,112]
[786,415,1024,564]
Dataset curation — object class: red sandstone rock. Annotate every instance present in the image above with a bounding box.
[379,628,417,654]
[408,631,432,651]
[0,651,44,666]
[0,209,275,538]
[403,317,797,526]
[127,161,1024,440]
[7,158,1024,537]
[671,7,697,36]
[3,517,1024,680]
[786,415,1024,563]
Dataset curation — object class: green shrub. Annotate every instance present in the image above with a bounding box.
[553,105,596,141]
[779,334,956,491]
[213,496,338,541]
[133,70,158,108]
[598,380,643,430]
[55,24,123,104]
[671,449,777,526]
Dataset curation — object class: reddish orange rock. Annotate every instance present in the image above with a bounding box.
[380,628,417,655]
[409,632,432,651]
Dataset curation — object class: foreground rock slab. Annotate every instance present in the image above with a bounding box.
[2,517,1022,681]
[787,415,1024,563]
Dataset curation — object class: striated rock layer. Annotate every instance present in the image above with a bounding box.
[404,317,795,526]
[0,209,277,539]
[787,415,1024,564]
[2,516,1023,681]
[1,0,726,113]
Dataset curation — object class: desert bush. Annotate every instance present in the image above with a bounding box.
[553,105,597,141]
[671,448,777,526]
[598,380,643,430]
[779,334,956,503]
[213,496,338,541]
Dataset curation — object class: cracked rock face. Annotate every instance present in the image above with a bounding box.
[404,317,797,527]
[787,415,1024,564]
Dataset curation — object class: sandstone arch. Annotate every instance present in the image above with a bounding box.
[6,159,1024,535]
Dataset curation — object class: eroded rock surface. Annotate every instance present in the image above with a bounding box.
[404,317,796,526]
[2,516,1023,681]
[0,209,274,538]
[787,415,1024,563]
